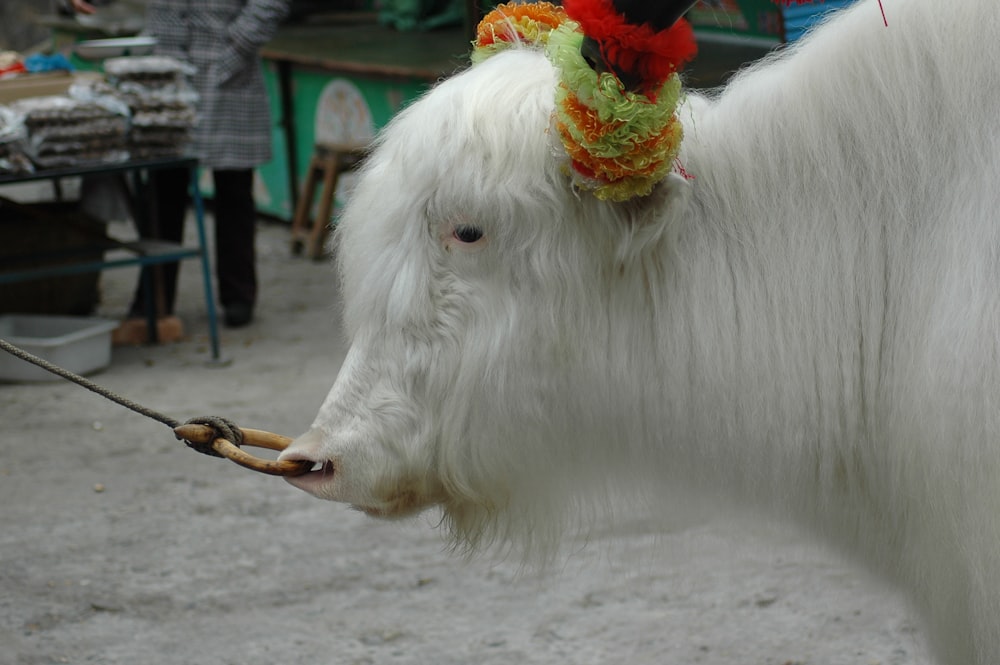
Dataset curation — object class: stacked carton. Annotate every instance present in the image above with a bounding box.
[103,55,198,160]
[7,94,128,169]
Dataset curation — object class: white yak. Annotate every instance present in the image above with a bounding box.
[280,0,1000,662]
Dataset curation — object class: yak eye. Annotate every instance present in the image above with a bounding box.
[453,224,484,244]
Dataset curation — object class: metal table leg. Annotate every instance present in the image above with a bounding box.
[189,169,225,364]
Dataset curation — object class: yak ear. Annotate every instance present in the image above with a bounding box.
[611,172,693,263]
[628,172,693,227]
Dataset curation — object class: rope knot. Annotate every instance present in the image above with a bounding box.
[178,416,244,457]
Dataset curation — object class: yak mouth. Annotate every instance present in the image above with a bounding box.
[281,451,445,520]
[283,459,336,495]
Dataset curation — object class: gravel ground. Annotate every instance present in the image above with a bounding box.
[0,214,934,665]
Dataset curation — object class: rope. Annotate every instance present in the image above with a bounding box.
[0,336,239,456]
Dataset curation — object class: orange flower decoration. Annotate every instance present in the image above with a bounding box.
[472,2,568,62]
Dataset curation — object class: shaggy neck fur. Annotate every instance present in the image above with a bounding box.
[652,2,1000,661]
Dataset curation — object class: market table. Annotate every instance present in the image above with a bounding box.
[0,155,222,362]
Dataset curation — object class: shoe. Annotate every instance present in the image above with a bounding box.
[111,315,185,346]
[224,303,253,328]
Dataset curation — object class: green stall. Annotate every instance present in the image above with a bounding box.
[256,13,473,222]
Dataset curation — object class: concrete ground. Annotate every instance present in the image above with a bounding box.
[0,214,933,665]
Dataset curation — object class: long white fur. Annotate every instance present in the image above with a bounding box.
[281,1,1000,662]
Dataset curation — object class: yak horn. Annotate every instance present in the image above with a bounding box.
[612,0,701,31]
[566,0,700,93]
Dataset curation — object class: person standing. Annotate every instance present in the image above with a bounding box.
[70,0,291,330]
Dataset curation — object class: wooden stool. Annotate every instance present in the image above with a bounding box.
[290,143,367,260]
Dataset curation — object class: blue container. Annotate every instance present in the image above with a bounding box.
[782,0,857,42]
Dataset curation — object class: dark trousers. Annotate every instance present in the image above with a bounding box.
[130,167,257,317]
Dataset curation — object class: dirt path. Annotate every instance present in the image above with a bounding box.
[1,219,931,665]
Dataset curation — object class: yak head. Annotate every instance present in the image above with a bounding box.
[280,1,699,556]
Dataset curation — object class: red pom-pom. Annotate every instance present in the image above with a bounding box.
[563,0,697,91]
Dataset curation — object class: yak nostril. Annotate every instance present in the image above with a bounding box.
[312,460,335,476]
[303,459,336,477]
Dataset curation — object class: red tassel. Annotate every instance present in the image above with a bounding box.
[563,0,697,90]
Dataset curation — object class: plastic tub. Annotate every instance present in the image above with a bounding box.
[0,315,117,382]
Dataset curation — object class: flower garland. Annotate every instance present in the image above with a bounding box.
[547,21,685,201]
[471,1,695,202]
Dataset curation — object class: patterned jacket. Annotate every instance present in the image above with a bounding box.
[146,0,290,169]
